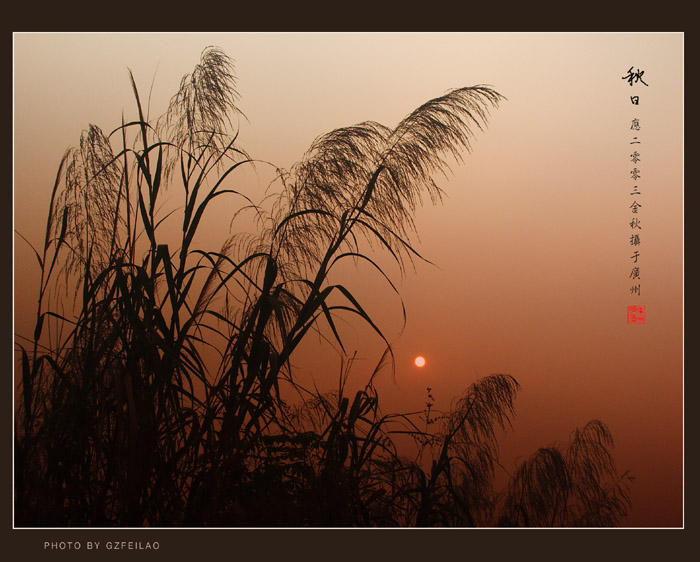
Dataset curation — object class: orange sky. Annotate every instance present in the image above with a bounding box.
[13,32,683,527]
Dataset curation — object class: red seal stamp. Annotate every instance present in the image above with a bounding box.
[627,305,646,324]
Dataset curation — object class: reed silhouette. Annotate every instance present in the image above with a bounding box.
[15,47,632,527]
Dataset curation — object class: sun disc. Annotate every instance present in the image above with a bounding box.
[414,356,426,368]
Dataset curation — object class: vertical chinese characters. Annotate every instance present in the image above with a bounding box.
[623,66,648,324]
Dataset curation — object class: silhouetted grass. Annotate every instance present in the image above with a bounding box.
[15,47,632,527]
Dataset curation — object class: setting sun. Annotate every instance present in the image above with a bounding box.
[414,356,426,368]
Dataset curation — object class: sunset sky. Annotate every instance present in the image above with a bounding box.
[13,33,683,527]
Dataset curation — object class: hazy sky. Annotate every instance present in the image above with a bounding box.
[13,32,683,526]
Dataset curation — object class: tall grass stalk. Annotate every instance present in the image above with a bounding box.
[15,47,632,527]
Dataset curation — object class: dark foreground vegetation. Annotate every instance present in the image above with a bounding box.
[15,47,633,527]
